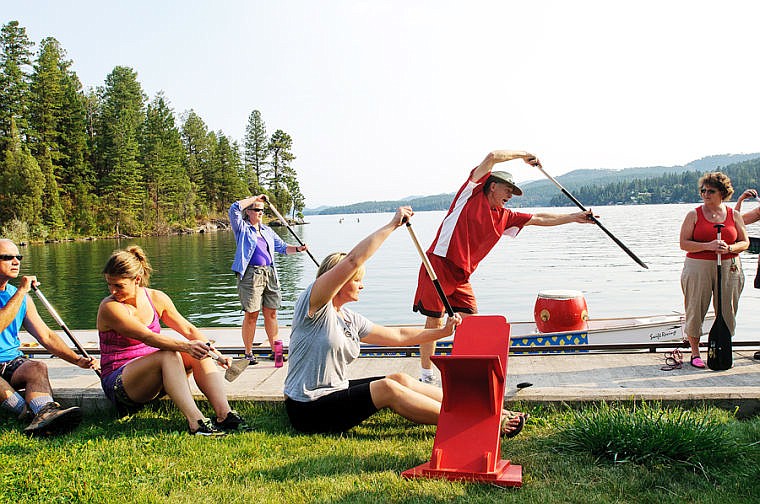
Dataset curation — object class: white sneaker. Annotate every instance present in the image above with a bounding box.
[419,374,438,385]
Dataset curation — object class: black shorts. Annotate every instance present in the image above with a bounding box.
[285,376,382,434]
[0,356,29,383]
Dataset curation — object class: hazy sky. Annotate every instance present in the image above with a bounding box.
[4,1,759,207]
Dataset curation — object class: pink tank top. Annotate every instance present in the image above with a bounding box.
[99,288,162,379]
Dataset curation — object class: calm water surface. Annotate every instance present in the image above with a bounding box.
[20,203,760,341]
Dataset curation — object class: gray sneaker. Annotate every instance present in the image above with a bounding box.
[23,402,82,437]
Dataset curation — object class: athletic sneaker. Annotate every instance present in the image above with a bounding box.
[23,402,83,437]
[266,352,288,362]
[190,418,226,437]
[213,410,250,432]
[419,375,438,385]
[245,353,259,365]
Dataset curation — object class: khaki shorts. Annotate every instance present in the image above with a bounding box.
[237,265,282,313]
[681,256,744,338]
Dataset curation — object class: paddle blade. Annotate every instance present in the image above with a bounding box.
[224,358,250,382]
[707,316,732,371]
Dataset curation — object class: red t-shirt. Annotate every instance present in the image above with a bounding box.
[686,206,739,260]
[429,169,532,275]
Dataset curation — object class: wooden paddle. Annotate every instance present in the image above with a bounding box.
[404,219,454,317]
[533,163,648,269]
[205,342,248,382]
[707,223,733,370]
[262,195,320,267]
[31,284,101,377]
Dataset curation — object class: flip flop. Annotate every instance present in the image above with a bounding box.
[500,410,528,438]
[661,349,683,371]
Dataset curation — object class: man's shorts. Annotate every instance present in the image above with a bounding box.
[284,376,382,433]
[0,356,29,383]
[412,253,477,319]
[237,264,282,313]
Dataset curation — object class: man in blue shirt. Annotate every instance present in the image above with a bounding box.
[0,239,98,436]
[229,195,308,363]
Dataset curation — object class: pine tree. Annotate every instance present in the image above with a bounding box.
[268,129,296,213]
[180,110,214,215]
[0,21,34,151]
[0,118,45,228]
[58,65,95,234]
[244,110,268,193]
[95,66,146,235]
[29,37,68,233]
[140,92,192,228]
[213,133,246,214]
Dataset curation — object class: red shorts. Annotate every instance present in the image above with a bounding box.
[412,253,477,318]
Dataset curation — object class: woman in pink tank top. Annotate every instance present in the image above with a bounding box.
[96,246,249,435]
[679,172,749,368]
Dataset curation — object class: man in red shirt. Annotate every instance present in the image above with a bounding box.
[413,150,593,383]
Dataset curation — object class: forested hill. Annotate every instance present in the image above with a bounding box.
[307,153,760,215]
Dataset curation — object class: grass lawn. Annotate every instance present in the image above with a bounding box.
[1,402,758,503]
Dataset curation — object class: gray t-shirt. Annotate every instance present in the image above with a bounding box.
[283,282,374,402]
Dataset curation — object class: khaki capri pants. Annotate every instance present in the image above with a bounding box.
[681,256,744,339]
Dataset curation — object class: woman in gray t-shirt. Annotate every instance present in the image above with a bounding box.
[283,207,462,434]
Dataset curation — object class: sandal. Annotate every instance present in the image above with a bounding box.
[661,349,683,371]
[500,410,527,438]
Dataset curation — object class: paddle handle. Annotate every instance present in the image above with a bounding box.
[31,284,100,377]
[205,342,227,365]
[264,198,320,267]
[714,224,724,265]
[404,221,454,317]
[714,224,724,310]
[534,163,648,269]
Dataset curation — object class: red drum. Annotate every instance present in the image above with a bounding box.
[534,290,589,333]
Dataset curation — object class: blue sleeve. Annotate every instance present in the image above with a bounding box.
[273,233,288,255]
[229,201,245,235]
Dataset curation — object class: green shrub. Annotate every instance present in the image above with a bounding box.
[554,402,740,467]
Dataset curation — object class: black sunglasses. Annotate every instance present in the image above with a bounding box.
[700,188,718,195]
[247,208,265,213]
[0,254,22,261]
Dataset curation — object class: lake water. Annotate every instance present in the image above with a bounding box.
[19,203,760,341]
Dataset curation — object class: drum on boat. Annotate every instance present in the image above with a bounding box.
[533,289,589,333]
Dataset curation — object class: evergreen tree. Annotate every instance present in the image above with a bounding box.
[58,65,95,234]
[95,66,146,235]
[29,37,68,233]
[0,21,34,151]
[287,176,306,219]
[244,109,268,193]
[212,133,246,213]
[180,110,214,215]
[268,129,296,213]
[0,118,45,228]
[140,92,192,228]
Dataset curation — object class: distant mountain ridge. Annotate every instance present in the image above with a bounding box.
[304,153,760,215]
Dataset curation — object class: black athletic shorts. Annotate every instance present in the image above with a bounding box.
[0,356,29,383]
[285,376,382,434]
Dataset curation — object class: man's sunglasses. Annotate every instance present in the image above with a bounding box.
[246,208,265,213]
[0,254,22,261]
